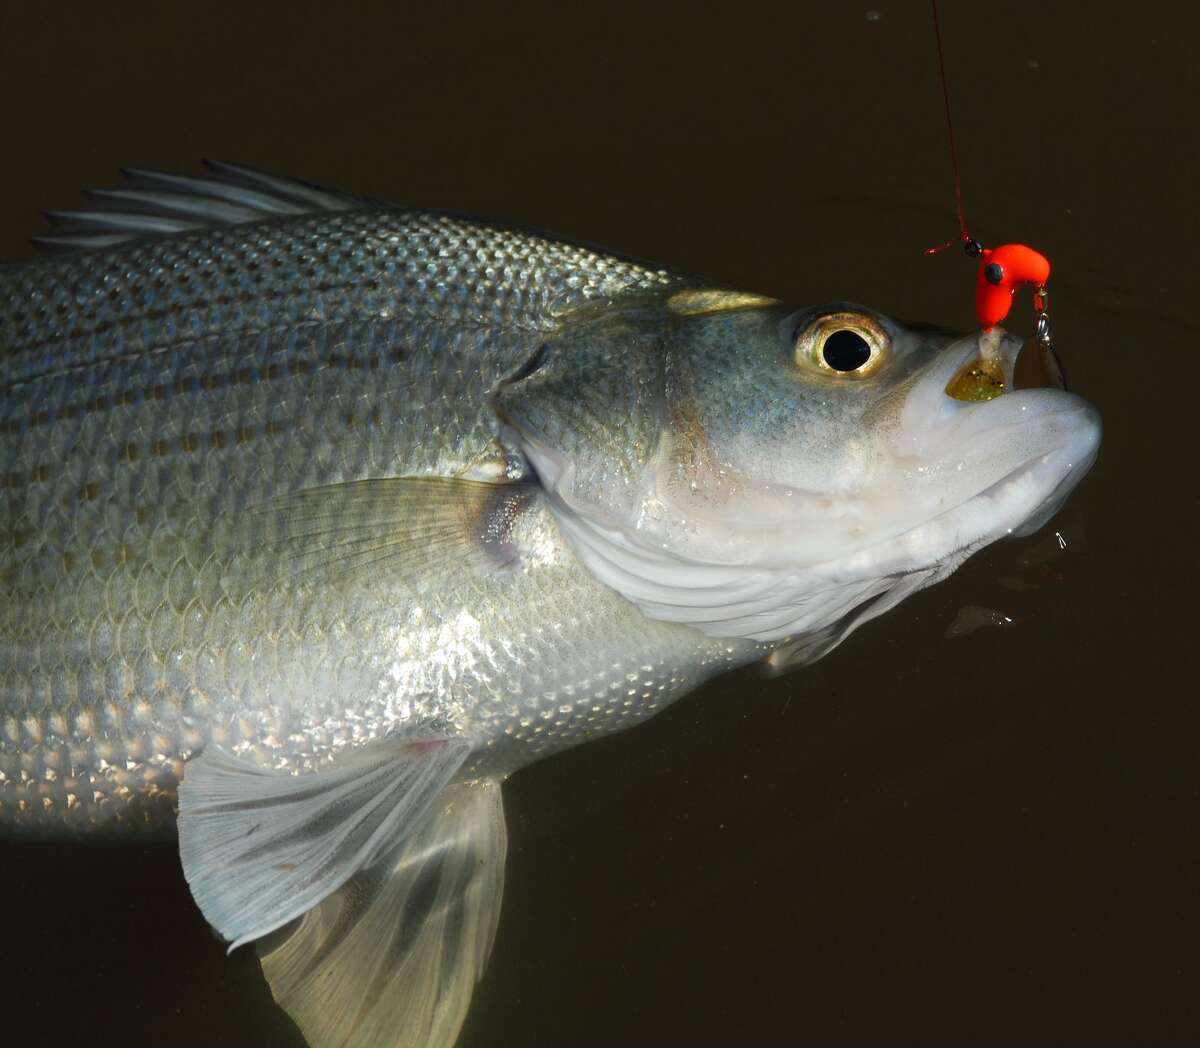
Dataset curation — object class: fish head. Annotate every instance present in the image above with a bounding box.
[498,291,1100,657]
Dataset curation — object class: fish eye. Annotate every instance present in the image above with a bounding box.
[822,330,871,371]
[792,311,889,378]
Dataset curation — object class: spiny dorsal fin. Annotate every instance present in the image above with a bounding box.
[34,160,370,252]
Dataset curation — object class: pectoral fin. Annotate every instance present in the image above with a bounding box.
[246,476,534,588]
[259,781,507,1048]
[177,733,470,951]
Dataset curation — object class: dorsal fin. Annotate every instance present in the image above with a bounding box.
[34,160,369,252]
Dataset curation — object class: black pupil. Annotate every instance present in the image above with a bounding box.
[822,329,872,372]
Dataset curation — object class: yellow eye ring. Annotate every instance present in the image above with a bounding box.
[793,311,890,378]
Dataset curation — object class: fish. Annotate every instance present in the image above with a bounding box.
[0,162,1101,1047]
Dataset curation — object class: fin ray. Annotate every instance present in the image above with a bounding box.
[260,781,507,1048]
[247,476,534,588]
[36,161,369,252]
[178,734,470,951]
[201,159,361,211]
[45,208,203,235]
[87,188,266,224]
[123,167,311,213]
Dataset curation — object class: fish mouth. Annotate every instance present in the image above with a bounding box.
[979,403,1099,540]
[946,406,1099,541]
[887,331,1101,567]
[943,330,1067,402]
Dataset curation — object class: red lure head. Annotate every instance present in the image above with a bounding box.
[975,243,1051,331]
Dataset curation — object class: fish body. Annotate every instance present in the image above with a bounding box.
[0,201,744,834]
[0,165,1100,1047]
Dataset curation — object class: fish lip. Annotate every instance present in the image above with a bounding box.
[973,404,1099,515]
[900,329,1096,458]
[878,332,1101,575]
[1001,398,1101,536]
[911,397,1100,559]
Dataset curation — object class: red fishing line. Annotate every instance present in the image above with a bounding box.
[925,0,1053,333]
[927,0,971,253]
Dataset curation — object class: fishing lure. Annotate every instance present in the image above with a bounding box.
[927,0,1063,391]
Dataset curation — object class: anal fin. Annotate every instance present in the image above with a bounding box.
[178,733,470,951]
[259,781,508,1048]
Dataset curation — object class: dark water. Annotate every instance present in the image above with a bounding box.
[0,2,1195,1045]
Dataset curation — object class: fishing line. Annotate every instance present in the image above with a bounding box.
[926,0,976,255]
[922,0,1055,351]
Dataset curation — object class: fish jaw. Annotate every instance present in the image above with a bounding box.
[882,332,1102,560]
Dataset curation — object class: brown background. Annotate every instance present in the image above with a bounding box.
[0,2,1195,1045]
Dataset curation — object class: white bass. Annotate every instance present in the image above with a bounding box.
[0,164,1100,1048]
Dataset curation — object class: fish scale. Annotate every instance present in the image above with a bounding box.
[1,208,674,374]
[0,203,737,836]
